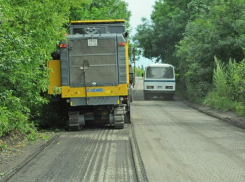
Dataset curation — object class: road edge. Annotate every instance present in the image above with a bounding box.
[129,123,148,182]
[179,98,245,130]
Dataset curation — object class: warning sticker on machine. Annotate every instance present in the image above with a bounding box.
[88,39,98,46]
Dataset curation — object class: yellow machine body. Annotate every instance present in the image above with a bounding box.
[48,36,130,98]
[48,61,129,98]
[47,60,61,95]
[71,19,125,24]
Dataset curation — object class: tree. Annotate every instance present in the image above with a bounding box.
[0,0,83,136]
[70,0,131,28]
[0,0,132,136]
[176,0,245,100]
[134,0,245,102]
[133,0,192,66]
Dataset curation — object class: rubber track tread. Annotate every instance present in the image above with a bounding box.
[68,111,81,131]
[114,106,125,129]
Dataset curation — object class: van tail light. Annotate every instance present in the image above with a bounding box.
[147,86,154,89]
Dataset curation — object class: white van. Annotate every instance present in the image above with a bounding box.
[143,63,175,100]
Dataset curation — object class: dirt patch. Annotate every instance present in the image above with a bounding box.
[0,131,27,149]
[0,131,57,179]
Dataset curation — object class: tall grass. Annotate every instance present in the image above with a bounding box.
[204,57,245,115]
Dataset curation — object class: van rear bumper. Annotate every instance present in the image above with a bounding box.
[144,90,175,94]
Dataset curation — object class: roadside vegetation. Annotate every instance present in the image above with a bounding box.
[0,0,131,144]
[135,68,144,77]
[132,65,144,77]
[3,0,244,147]
[133,0,245,115]
[204,58,245,115]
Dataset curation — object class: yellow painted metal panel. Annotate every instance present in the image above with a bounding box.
[47,60,61,94]
[61,84,128,98]
[71,19,125,24]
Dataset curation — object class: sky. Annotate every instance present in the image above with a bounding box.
[123,0,157,69]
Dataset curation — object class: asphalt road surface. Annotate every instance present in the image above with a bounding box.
[132,77,245,182]
[5,77,245,182]
[6,126,137,182]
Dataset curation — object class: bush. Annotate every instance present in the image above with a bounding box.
[204,91,234,111]
[0,0,81,137]
[204,58,245,115]
[135,67,144,77]
[0,91,34,137]
[0,0,131,137]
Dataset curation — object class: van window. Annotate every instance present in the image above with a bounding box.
[146,67,174,79]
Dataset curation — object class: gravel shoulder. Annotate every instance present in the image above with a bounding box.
[178,96,245,130]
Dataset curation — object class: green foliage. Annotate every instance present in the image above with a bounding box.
[204,58,245,115]
[38,133,50,142]
[135,67,144,77]
[140,65,144,70]
[0,141,7,152]
[27,131,38,141]
[0,0,132,137]
[0,0,84,137]
[0,0,131,137]
[52,87,62,95]
[176,0,245,101]
[0,91,34,137]
[69,0,131,28]
[70,0,133,57]
[133,0,192,65]
[231,60,245,101]
[133,18,157,60]
[204,91,234,111]
[213,58,229,96]
[234,102,245,116]
[204,58,233,110]
[134,0,245,103]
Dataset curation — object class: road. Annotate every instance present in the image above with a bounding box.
[4,77,245,182]
[132,77,245,182]
[5,126,137,182]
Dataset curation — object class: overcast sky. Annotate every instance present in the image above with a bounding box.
[123,0,157,68]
